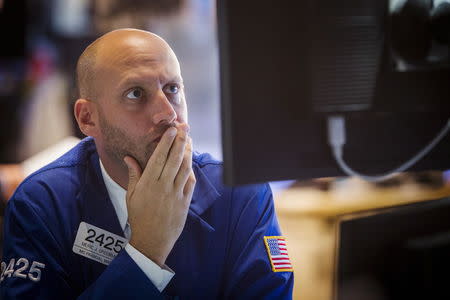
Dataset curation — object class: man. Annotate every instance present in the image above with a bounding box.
[1,28,293,299]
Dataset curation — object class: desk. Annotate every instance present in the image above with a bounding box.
[274,175,450,300]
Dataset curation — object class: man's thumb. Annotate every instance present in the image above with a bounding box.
[123,156,142,193]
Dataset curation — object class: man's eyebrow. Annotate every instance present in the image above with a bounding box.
[118,76,156,88]
[166,75,183,83]
[118,75,183,88]
[119,78,148,86]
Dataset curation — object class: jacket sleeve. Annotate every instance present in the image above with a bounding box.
[0,189,165,299]
[222,183,294,299]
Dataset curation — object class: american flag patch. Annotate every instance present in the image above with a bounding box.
[263,236,293,272]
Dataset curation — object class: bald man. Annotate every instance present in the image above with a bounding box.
[1,29,293,299]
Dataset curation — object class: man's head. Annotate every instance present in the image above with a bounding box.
[74,28,188,182]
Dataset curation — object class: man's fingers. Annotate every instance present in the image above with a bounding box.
[144,127,178,181]
[123,155,142,200]
[183,171,196,200]
[161,125,189,181]
[174,137,193,188]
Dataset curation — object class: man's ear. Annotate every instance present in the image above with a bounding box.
[74,99,99,137]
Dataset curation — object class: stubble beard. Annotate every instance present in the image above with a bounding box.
[97,110,155,171]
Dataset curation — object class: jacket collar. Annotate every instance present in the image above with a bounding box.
[79,149,125,238]
[190,155,221,217]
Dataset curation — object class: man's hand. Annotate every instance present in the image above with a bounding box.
[123,124,196,266]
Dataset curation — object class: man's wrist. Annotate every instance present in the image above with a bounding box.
[125,243,174,292]
[129,237,167,267]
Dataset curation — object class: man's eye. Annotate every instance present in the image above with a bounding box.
[164,85,179,94]
[126,88,143,100]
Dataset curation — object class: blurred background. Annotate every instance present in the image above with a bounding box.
[1,1,450,299]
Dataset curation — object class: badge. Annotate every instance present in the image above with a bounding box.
[263,236,293,272]
[73,222,127,265]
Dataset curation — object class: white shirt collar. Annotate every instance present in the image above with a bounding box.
[99,159,128,231]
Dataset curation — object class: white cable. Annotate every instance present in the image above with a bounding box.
[327,115,450,182]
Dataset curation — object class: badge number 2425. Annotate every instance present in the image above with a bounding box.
[73,222,128,265]
[84,228,124,254]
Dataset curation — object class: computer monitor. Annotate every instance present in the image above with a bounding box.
[217,0,450,185]
[334,196,450,300]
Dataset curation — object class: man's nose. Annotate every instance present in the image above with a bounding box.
[151,90,177,125]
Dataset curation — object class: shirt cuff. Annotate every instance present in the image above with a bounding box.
[125,243,175,292]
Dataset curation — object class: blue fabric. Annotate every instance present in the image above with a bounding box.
[1,137,293,299]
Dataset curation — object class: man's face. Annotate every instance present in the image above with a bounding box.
[93,34,188,170]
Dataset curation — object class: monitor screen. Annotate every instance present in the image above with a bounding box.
[335,196,450,300]
[217,0,450,185]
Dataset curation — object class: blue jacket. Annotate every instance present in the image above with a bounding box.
[1,137,293,299]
